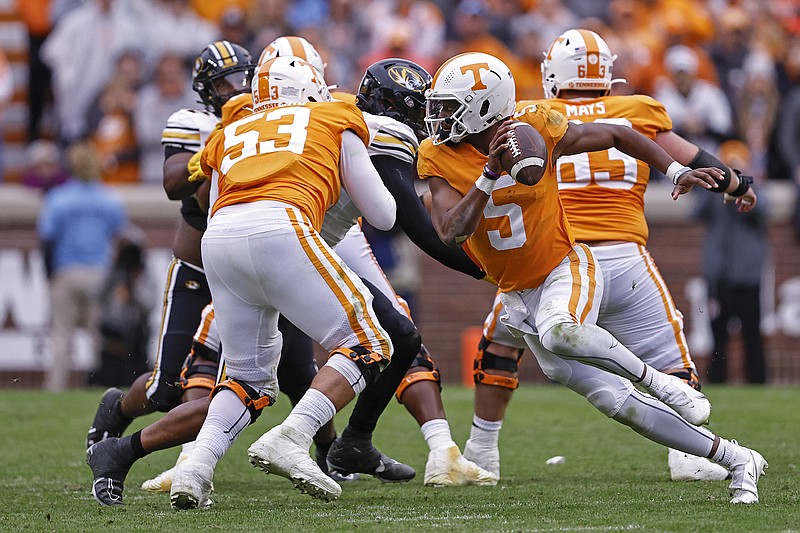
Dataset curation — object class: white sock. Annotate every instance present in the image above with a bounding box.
[469,415,502,447]
[192,445,220,470]
[710,438,749,469]
[192,389,251,463]
[283,388,336,449]
[421,418,456,451]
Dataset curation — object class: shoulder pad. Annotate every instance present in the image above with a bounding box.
[162,108,220,152]
[364,112,418,164]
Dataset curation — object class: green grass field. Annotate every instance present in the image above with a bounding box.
[1,385,798,532]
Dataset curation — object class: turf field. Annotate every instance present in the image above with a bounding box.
[1,385,798,532]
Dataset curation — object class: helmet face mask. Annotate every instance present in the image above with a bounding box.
[541,29,620,98]
[424,96,468,145]
[356,59,432,141]
[424,53,515,145]
[192,40,255,116]
[252,57,331,111]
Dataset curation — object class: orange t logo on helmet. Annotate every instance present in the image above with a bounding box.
[460,63,490,90]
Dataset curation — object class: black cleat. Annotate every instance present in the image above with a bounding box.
[315,440,360,482]
[87,388,132,450]
[86,438,136,506]
[326,437,415,483]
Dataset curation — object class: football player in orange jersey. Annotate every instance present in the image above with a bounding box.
[167,56,400,508]
[85,41,352,507]
[418,51,766,504]
[462,29,759,485]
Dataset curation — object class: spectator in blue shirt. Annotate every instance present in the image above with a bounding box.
[37,141,127,391]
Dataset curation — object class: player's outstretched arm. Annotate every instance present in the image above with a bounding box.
[371,155,486,279]
[656,130,757,212]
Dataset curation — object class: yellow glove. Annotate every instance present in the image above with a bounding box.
[187,150,209,182]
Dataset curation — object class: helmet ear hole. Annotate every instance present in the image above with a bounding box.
[479,100,491,117]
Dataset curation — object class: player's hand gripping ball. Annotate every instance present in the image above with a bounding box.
[499,122,547,186]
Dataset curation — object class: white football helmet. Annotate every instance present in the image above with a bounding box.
[424,52,515,145]
[252,56,331,111]
[541,29,624,98]
[258,35,326,76]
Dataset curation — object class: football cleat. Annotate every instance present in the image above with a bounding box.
[728,444,767,504]
[315,440,360,483]
[86,438,136,506]
[170,459,215,510]
[141,466,175,493]
[424,445,499,487]
[248,425,341,501]
[645,374,711,426]
[463,439,501,478]
[141,448,202,492]
[326,437,415,483]
[668,448,730,481]
[87,388,132,449]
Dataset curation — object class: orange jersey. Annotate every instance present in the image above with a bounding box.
[202,100,370,230]
[518,95,672,245]
[418,103,573,291]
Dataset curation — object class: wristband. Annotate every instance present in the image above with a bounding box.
[475,174,497,195]
[729,170,753,197]
[666,161,691,185]
[482,165,501,180]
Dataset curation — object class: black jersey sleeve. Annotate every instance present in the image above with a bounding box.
[370,154,486,280]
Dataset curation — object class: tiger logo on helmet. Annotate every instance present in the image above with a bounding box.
[258,35,326,77]
[541,29,625,98]
[252,56,331,111]
[424,52,515,145]
[357,58,432,141]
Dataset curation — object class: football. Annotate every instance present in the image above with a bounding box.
[499,122,547,186]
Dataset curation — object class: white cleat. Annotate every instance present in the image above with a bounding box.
[463,439,500,479]
[248,425,341,502]
[729,446,768,504]
[647,374,711,425]
[424,445,499,487]
[668,448,730,481]
[142,466,175,493]
[170,459,215,510]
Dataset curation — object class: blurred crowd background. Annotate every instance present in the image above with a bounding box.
[0,0,798,188]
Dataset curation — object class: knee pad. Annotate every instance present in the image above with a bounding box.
[540,323,583,356]
[329,345,389,389]
[586,387,624,418]
[395,345,441,403]
[179,341,220,393]
[211,379,274,423]
[669,369,702,391]
[473,336,524,390]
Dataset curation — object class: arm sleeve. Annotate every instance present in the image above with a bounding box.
[340,130,396,231]
[371,154,486,280]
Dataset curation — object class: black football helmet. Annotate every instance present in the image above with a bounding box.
[192,40,255,117]
[356,58,432,141]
